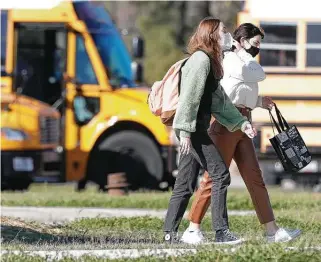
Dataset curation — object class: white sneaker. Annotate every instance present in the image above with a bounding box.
[181,228,205,245]
[267,228,301,243]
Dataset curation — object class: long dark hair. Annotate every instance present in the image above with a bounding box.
[187,17,223,78]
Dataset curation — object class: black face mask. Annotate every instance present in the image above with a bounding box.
[245,45,260,58]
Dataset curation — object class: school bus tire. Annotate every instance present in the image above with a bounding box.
[89,131,164,190]
[1,176,32,191]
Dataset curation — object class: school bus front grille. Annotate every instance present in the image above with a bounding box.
[39,116,60,145]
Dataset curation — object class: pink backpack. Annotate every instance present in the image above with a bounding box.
[148,58,189,126]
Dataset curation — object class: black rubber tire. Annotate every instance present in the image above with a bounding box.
[1,180,10,191]
[88,131,163,190]
[1,176,32,191]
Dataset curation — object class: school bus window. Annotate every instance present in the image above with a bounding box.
[259,22,297,67]
[306,23,321,67]
[14,24,66,105]
[15,25,46,101]
[76,35,98,85]
[73,96,100,126]
[73,1,135,88]
[52,31,66,84]
[1,10,8,72]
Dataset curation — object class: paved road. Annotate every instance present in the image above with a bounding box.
[1,206,255,224]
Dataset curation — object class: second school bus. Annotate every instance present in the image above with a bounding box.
[238,0,321,186]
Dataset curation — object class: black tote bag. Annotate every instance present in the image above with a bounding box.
[269,105,312,172]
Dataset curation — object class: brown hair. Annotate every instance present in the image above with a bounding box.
[187,17,223,78]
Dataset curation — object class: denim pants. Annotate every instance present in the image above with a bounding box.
[163,130,231,232]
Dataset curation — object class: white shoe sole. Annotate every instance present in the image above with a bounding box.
[273,230,302,243]
[215,238,245,245]
[180,237,204,245]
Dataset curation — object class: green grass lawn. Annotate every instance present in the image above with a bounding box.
[1,211,321,261]
[1,184,321,261]
[1,183,321,211]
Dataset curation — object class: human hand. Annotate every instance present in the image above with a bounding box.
[244,123,257,139]
[180,136,191,155]
[262,96,275,110]
[252,126,258,137]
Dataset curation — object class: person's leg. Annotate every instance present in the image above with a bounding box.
[190,132,242,244]
[187,171,211,230]
[176,129,242,244]
[234,135,276,233]
[188,122,241,227]
[234,135,301,242]
[201,141,230,231]
[189,130,232,232]
[163,149,201,235]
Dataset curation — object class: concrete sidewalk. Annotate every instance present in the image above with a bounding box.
[1,206,255,224]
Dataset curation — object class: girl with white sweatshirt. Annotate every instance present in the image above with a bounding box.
[182,23,301,245]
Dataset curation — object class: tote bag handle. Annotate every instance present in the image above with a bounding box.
[269,104,290,134]
[274,105,290,131]
[269,109,282,134]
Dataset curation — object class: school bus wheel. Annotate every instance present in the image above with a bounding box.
[86,130,164,190]
[1,175,32,191]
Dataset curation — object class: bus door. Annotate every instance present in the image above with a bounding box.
[64,22,110,182]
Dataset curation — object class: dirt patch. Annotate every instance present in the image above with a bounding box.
[1,216,62,236]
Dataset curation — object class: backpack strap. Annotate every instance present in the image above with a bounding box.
[178,58,189,95]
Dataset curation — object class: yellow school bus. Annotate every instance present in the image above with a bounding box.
[1,9,61,190]
[1,1,178,191]
[238,0,321,187]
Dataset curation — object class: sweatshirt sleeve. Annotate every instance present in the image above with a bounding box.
[230,48,266,83]
[211,84,250,132]
[173,52,211,138]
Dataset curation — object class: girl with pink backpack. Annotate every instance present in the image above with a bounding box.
[159,17,256,244]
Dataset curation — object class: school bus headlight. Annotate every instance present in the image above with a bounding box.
[0,128,29,141]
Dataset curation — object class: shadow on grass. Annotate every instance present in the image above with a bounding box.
[1,225,163,246]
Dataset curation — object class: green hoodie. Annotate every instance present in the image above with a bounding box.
[173,51,250,138]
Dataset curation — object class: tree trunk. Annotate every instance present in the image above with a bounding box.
[185,1,210,34]
[176,1,187,47]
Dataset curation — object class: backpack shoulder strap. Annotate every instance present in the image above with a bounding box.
[178,58,189,95]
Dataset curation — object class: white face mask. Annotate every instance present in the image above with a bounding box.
[220,32,233,51]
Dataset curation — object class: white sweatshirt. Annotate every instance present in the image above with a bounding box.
[220,48,266,109]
